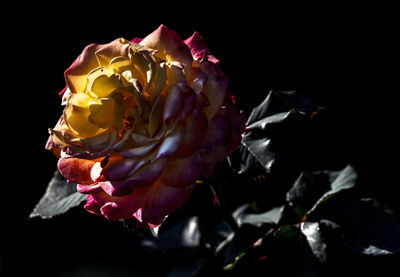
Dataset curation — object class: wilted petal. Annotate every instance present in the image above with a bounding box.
[139,25,193,71]
[57,157,97,184]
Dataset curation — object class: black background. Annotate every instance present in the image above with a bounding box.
[1,3,397,276]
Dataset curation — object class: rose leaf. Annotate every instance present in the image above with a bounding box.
[30,170,86,219]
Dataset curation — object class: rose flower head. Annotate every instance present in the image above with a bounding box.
[46,25,245,228]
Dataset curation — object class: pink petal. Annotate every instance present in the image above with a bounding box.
[58,85,68,97]
[89,190,143,220]
[84,194,102,215]
[77,183,103,194]
[100,158,167,196]
[139,25,193,69]
[131,37,143,44]
[184,32,210,62]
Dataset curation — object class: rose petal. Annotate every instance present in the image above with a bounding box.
[188,67,208,94]
[154,123,185,159]
[202,107,230,151]
[142,181,195,220]
[159,153,203,187]
[102,158,138,181]
[87,167,193,222]
[184,32,210,62]
[63,93,102,137]
[200,61,228,121]
[163,84,183,121]
[57,157,97,184]
[65,38,130,94]
[120,141,160,158]
[139,25,193,71]
[148,96,164,137]
[131,37,143,44]
[77,183,102,194]
[84,194,102,215]
[175,108,208,157]
[89,190,143,220]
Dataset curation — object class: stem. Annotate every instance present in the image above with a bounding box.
[209,183,239,232]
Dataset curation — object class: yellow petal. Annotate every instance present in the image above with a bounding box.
[86,67,120,98]
[64,93,101,137]
[88,98,116,128]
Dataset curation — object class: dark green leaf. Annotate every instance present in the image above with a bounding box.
[30,170,86,219]
[229,90,316,175]
[141,215,201,253]
[315,198,400,257]
[286,165,357,217]
[233,203,284,227]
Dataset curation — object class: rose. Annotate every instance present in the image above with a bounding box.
[46,25,245,228]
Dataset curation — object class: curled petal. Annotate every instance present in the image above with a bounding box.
[57,157,97,184]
